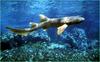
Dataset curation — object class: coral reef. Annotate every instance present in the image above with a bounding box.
[0,28,99,61]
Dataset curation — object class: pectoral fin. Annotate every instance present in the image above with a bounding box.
[57,24,68,35]
[43,29,47,31]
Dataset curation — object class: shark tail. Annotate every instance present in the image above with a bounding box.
[6,26,33,36]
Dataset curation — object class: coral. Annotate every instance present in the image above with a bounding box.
[0,28,99,61]
[61,28,88,50]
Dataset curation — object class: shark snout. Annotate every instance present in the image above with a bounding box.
[80,17,85,21]
[79,17,85,23]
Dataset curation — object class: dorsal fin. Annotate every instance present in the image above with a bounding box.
[29,22,38,28]
[39,14,48,22]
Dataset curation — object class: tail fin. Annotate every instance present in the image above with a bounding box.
[6,26,13,30]
[6,26,33,36]
[39,14,49,22]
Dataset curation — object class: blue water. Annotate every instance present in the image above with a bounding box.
[1,0,99,39]
[0,0,99,61]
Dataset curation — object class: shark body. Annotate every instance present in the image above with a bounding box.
[6,14,85,36]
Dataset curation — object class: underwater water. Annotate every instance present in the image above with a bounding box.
[0,0,99,61]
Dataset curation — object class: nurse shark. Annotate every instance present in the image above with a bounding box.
[6,14,85,36]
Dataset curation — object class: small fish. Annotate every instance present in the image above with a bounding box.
[6,14,84,36]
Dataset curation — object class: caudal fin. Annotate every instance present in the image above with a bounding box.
[6,26,32,36]
[6,26,12,30]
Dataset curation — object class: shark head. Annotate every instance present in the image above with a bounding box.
[67,16,85,25]
[56,16,84,35]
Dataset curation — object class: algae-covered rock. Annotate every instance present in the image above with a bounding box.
[0,28,99,61]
